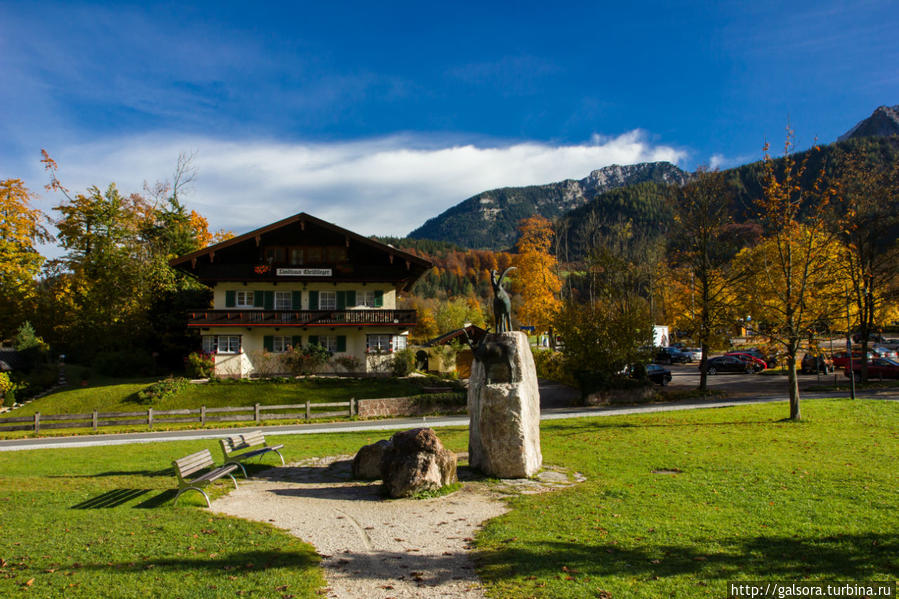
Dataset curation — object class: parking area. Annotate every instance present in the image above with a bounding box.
[666,363,847,396]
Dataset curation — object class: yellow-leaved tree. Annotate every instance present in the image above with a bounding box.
[0,179,50,337]
[514,215,562,332]
[736,131,842,420]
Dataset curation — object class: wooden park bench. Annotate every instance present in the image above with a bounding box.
[172,449,238,507]
[219,430,285,477]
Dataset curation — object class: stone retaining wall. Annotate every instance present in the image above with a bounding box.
[357,396,466,418]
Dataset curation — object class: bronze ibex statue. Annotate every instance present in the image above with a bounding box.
[491,266,516,334]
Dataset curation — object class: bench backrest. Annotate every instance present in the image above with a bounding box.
[220,431,266,456]
[173,449,215,479]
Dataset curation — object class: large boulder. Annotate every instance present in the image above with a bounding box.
[352,439,392,480]
[468,331,542,478]
[380,428,457,498]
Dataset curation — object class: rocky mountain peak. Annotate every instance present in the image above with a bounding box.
[838,104,899,141]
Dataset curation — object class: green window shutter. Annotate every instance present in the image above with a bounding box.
[309,290,319,310]
[309,335,319,346]
[264,291,274,310]
[225,290,236,307]
[336,336,346,352]
[291,335,303,348]
[253,291,264,307]
[374,290,384,307]
[336,291,346,310]
[292,291,302,310]
[263,335,274,351]
[346,290,356,307]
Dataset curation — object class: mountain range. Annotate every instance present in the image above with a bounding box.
[408,162,689,250]
[407,104,897,251]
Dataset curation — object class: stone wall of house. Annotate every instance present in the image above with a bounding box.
[357,396,466,418]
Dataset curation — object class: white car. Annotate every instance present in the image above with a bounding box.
[686,348,703,361]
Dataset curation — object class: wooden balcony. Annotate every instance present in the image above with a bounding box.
[187,309,417,328]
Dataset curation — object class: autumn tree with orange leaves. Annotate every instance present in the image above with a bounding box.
[514,215,561,331]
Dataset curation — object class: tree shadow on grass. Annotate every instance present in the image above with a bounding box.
[60,549,319,574]
[476,533,899,583]
[250,459,354,484]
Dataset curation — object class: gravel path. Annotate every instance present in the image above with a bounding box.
[212,456,511,598]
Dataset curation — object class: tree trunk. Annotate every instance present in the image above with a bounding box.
[787,352,801,420]
[699,343,708,392]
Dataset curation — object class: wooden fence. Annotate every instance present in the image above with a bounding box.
[0,400,357,433]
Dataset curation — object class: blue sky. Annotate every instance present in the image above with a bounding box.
[2,0,897,240]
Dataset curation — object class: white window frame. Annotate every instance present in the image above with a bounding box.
[359,290,377,308]
[203,335,241,354]
[272,335,290,353]
[317,335,338,352]
[394,335,407,351]
[274,291,292,310]
[319,290,337,310]
[366,334,392,353]
[235,290,254,308]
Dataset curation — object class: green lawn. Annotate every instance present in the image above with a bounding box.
[0,427,469,598]
[8,376,434,416]
[476,398,899,598]
[0,399,896,598]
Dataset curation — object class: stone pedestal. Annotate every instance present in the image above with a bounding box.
[468,331,542,478]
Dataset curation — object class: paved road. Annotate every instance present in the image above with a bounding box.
[2,386,894,452]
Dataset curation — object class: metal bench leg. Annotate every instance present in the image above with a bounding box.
[227,473,238,489]
[273,449,285,466]
[174,486,211,508]
[229,461,248,478]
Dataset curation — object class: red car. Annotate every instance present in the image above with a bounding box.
[844,358,899,382]
[724,352,767,372]
[832,350,874,369]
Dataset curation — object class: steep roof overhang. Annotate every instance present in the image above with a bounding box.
[169,212,432,290]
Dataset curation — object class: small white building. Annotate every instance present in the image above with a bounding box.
[170,213,432,378]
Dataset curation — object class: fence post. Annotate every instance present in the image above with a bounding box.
[254,403,260,424]
[92,410,98,432]
[148,408,154,429]
[34,412,40,433]
[349,397,355,417]
[200,406,206,426]
[305,400,310,420]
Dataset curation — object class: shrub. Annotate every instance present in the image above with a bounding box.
[247,350,287,378]
[333,354,362,373]
[392,348,416,377]
[0,372,13,405]
[135,377,189,404]
[531,348,575,386]
[283,344,332,374]
[366,349,393,376]
[185,352,214,378]
[93,350,155,377]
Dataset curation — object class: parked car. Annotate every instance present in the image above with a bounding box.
[724,352,767,372]
[871,346,898,359]
[702,355,754,374]
[832,350,874,369]
[685,347,703,361]
[740,347,777,368]
[800,352,833,374]
[645,363,673,386]
[655,347,691,364]
[843,358,899,382]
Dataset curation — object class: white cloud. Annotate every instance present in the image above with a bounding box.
[31,131,686,245]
